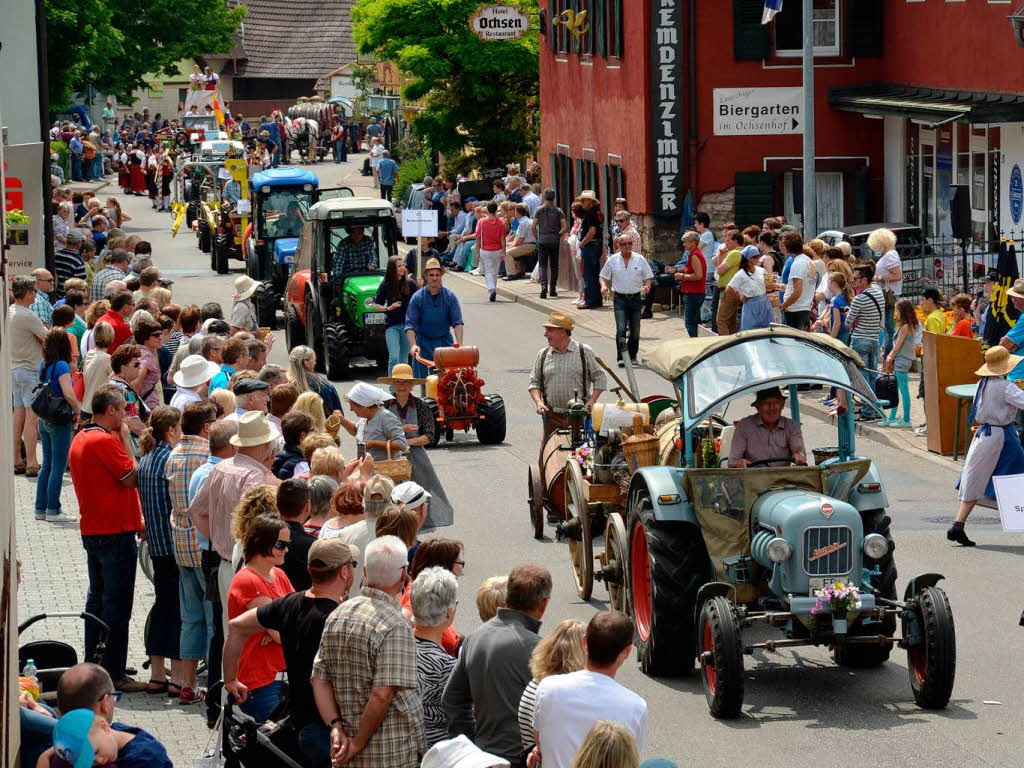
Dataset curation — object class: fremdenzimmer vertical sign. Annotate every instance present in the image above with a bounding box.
[650,0,684,216]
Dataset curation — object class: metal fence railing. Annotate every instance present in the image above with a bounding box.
[848,231,1024,302]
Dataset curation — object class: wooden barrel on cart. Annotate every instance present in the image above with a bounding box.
[541,429,572,518]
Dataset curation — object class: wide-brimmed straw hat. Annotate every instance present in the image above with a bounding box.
[234,275,262,301]
[1006,277,1024,301]
[423,257,444,274]
[378,363,425,386]
[230,411,278,447]
[173,354,222,388]
[975,346,1022,377]
[542,311,574,331]
[578,189,599,204]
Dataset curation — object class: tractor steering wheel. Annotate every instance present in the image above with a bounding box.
[746,456,796,468]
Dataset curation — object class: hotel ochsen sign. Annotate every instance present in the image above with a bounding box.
[650,0,684,216]
[470,5,530,41]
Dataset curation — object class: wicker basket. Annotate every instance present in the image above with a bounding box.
[375,440,412,483]
[622,415,659,473]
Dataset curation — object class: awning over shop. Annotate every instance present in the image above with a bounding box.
[829,82,1024,126]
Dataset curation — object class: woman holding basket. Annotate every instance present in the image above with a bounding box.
[336,382,408,461]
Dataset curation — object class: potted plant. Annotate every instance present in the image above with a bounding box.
[811,580,862,635]
[4,209,31,246]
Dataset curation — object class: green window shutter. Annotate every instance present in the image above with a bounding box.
[602,164,612,246]
[596,0,606,57]
[548,0,557,52]
[575,158,584,197]
[616,165,625,201]
[847,0,884,57]
[733,0,770,61]
[734,171,774,227]
[549,153,559,199]
[854,168,869,225]
[562,154,573,212]
[613,0,622,57]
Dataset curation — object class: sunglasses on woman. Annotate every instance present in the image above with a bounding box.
[273,540,290,551]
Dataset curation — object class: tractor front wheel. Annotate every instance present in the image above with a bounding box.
[699,596,745,719]
[907,586,956,709]
[627,493,711,677]
[285,304,305,350]
[257,287,278,330]
[306,295,325,374]
[215,234,230,275]
[475,394,506,445]
[423,398,442,448]
[325,323,350,381]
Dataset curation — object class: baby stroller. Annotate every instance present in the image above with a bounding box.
[18,612,110,703]
[222,696,308,768]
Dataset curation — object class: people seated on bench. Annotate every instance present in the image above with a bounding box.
[728,387,807,468]
[503,203,536,280]
[332,226,378,287]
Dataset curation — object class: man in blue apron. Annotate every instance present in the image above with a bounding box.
[406,257,465,378]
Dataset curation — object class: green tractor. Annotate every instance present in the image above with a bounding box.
[285,198,397,380]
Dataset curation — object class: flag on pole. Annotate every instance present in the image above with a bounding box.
[762,0,783,24]
[212,94,226,128]
[984,236,1020,346]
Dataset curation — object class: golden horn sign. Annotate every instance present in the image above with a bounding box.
[552,9,589,37]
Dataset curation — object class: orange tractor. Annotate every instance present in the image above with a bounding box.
[417,346,506,446]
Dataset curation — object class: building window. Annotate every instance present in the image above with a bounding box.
[553,146,574,216]
[605,0,622,59]
[774,0,841,57]
[603,156,626,229]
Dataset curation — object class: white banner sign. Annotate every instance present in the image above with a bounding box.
[2,142,46,276]
[992,473,1024,532]
[714,87,804,136]
[401,209,438,238]
[470,5,530,41]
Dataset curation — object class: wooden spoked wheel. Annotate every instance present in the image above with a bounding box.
[527,463,545,540]
[563,459,594,600]
[602,512,629,612]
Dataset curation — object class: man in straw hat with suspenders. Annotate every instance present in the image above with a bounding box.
[528,312,606,441]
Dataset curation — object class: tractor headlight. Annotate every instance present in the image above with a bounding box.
[765,537,792,563]
[863,533,888,559]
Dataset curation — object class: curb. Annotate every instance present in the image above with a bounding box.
[446,269,958,468]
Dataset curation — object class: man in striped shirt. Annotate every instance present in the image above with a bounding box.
[847,261,885,418]
[90,249,131,302]
[54,231,87,296]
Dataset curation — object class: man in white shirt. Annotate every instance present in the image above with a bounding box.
[600,237,654,367]
[779,231,814,330]
[169,354,221,412]
[369,137,385,188]
[503,203,537,279]
[531,611,647,768]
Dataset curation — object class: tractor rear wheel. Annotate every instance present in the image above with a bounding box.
[834,508,897,667]
[215,234,230,275]
[908,586,956,709]
[285,304,305,350]
[325,323,350,381]
[198,220,212,254]
[627,492,711,677]
[257,287,278,329]
[475,394,506,445]
[306,295,325,374]
[423,398,442,448]
[699,596,745,718]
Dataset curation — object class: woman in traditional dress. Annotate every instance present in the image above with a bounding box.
[951,346,1024,545]
[378,364,454,530]
[337,382,407,461]
[128,144,147,196]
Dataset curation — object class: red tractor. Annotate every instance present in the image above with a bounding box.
[418,346,506,446]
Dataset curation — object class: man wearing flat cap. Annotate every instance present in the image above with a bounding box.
[225,377,270,421]
[728,387,806,468]
[529,311,606,439]
[223,537,359,767]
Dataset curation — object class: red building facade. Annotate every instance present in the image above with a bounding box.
[539,0,1024,260]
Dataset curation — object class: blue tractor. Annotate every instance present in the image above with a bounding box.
[544,328,957,718]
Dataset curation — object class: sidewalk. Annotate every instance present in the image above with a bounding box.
[447,267,954,467]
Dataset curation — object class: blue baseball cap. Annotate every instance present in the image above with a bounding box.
[53,709,97,768]
[465,196,478,203]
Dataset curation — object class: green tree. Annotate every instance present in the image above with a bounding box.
[352,0,538,174]
[45,0,244,111]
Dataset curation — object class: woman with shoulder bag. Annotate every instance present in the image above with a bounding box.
[34,328,80,522]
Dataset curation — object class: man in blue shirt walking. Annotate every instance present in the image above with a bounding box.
[377,150,399,202]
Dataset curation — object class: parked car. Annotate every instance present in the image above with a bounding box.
[817,223,946,296]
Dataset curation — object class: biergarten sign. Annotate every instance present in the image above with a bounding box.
[470,5,530,41]
[649,0,684,216]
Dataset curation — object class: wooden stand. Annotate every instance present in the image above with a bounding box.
[923,331,983,456]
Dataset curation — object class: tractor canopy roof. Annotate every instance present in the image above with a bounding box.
[642,327,875,425]
[251,168,320,189]
[308,198,396,221]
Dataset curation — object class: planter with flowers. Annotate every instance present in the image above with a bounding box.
[4,209,31,246]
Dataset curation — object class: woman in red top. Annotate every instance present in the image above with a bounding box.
[474,201,508,302]
[228,514,294,723]
[949,293,974,338]
[400,538,465,656]
[676,231,707,338]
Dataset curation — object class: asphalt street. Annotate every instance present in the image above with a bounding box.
[18,157,1024,767]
